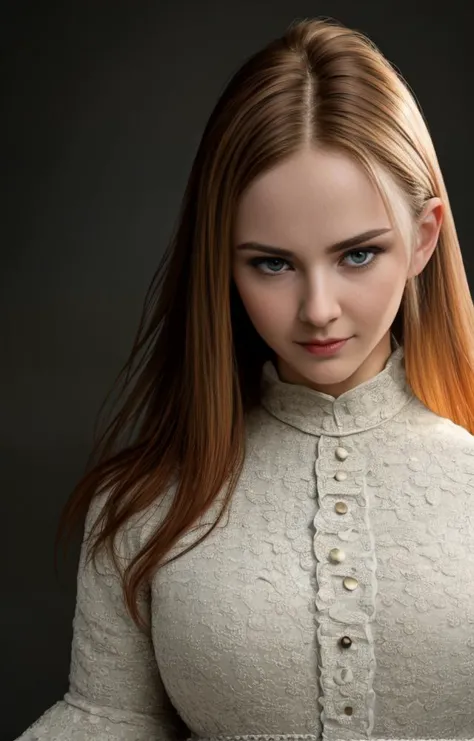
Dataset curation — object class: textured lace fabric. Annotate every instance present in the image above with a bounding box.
[185,736,471,741]
[15,341,474,740]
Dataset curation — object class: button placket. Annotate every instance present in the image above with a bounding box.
[313,437,376,736]
[332,445,357,606]
[332,445,356,717]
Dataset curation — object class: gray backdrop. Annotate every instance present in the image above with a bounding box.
[3,1,472,738]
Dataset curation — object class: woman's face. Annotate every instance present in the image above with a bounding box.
[232,146,441,397]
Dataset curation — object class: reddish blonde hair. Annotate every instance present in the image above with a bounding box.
[55,18,474,630]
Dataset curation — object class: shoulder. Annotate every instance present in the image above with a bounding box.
[84,475,179,564]
[401,396,474,466]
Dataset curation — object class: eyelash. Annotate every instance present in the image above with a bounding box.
[248,247,385,276]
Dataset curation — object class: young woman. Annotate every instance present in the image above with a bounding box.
[17,17,474,741]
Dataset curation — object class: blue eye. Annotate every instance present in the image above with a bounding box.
[248,247,384,276]
[342,248,382,268]
[249,257,289,274]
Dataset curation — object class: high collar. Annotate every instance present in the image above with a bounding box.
[260,336,415,437]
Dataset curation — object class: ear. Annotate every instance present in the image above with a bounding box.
[407,197,444,278]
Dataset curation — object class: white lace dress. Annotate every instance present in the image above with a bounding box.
[16,343,474,740]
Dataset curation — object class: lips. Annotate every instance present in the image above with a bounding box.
[299,338,348,346]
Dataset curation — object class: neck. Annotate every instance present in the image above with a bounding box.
[260,340,414,437]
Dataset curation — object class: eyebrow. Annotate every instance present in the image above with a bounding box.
[236,227,393,257]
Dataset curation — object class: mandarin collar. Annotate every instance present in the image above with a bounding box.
[260,336,414,437]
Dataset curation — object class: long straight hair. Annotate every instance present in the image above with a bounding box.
[55,17,474,630]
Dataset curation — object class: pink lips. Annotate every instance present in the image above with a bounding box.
[302,339,347,346]
[299,338,350,356]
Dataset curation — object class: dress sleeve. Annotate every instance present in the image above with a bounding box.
[15,489,190,741]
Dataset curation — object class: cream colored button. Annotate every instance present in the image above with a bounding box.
[329,547,346,564]
[334,667,353,685]
[335,501,348,515]
[336,446,349,460]
[343,576,359,591]
[334,471,347,482]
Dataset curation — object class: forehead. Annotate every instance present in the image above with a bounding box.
[234,147,407,247]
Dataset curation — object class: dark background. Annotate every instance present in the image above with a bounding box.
[2,1,472,738]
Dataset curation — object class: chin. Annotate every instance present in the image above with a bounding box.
[280,354,351,384]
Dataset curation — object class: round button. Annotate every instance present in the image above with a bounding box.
[343,576,359,591]
[329,547,346,564]
[344,706,353,716]
[334,666,353,685]
[334,471,347,482]
[336,446,349,460]
[340,636,352,648]
[335,501,348,515]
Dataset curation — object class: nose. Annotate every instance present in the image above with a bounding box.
[298,274,342,326]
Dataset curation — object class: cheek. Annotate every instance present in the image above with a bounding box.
[243,287,289,324]
[351,269,406,319]
[233,273,291,329]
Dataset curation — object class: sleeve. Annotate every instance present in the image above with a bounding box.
[15,490,191,741]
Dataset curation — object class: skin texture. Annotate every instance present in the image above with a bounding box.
[232,146,443,398]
